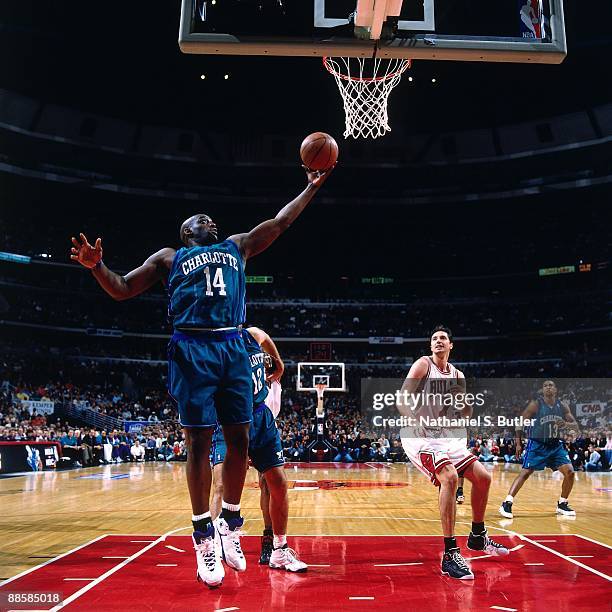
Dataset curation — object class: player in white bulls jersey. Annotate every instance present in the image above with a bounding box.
[400,326,509,579]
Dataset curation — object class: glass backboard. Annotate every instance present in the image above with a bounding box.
[179,0,567,64]
[297,362,347,392]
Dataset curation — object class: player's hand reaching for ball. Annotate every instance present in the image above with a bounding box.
[304,163,336,188]
[71,233,103,269]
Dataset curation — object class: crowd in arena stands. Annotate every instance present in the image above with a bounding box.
[2,280,610,337]
[2,350,611,471]
[0,403,188,467]
[463,431,612,471]
[56,426,188,466]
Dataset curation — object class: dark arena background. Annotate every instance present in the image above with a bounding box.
[0,1,611,611]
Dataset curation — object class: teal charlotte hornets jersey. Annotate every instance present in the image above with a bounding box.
[526,397,565,446]
[167,240,246,330]
[243,329,269,405]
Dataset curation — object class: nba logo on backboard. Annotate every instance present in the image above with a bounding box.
[519,0,545,39]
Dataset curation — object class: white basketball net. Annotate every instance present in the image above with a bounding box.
[324,56,411,140]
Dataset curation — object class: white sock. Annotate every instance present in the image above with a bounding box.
[222,500,241,512]
[505,495,514,503]
[559,497,568,504]
[192,511,211,522]
[273,534,287,548]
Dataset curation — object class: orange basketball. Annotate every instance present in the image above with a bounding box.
[300,132,338,171]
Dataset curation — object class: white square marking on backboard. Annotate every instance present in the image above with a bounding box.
[314,0,435,31]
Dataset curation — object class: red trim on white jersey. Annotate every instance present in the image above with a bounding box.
[428,356,453,376]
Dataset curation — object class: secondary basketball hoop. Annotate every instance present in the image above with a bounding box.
[323,56,410,139]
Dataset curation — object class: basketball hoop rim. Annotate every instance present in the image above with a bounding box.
[323,56,411,83]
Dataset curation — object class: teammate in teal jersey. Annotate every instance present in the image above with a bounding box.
[499,380,580,519]
[69,164,333,587]
[210,327,307,573]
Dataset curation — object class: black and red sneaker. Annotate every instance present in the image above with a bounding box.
[441,548,474,580]
[259,532,273,565]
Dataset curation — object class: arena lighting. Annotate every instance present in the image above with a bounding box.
[224,73,229,79]
[200,74,206,79]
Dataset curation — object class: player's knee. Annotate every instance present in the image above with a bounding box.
[438,465,458,487]
[264,467,287,494]
[477,466,492,486]
[185,428,212,455]
[222,424,249,453]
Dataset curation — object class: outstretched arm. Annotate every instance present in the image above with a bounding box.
[228,166,334,260]
[70,233,175,301]
[246,326,284,383]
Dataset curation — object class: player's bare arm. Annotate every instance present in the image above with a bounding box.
[515,399,537,459]
[247,326,284,383]
[397,357,429,416]
[451,371,472,418]
[561,401,581,435]
[70,232,175,300]
[228,165,334,260]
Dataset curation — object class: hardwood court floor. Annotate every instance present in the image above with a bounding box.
[0,462,610,610]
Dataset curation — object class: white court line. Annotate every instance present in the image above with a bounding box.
[49,526,188,611]
[568,555,594,558]
[513,535,612,582]
[0,534,108,587]
[156,564,177,567]
[374,562,423,567]
[165,545,185,553]
[524,563,545,566]
[349,597,374,600]
[491,607,517,611]
[215,607,240,612]
[575,534,612,550]
[477,528,612,583]
[466,543,525,561]
[533,539,557,543]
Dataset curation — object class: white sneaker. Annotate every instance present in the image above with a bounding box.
[269,545,308,573]
[192,530,224,587]
[216,517,246,571]
[556,501,576,516]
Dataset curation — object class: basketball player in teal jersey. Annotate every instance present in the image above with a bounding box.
[210,327,306,572]
[499,380,579,519]
[69,164,333,587]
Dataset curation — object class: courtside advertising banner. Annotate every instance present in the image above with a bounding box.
[19,400,55,415]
